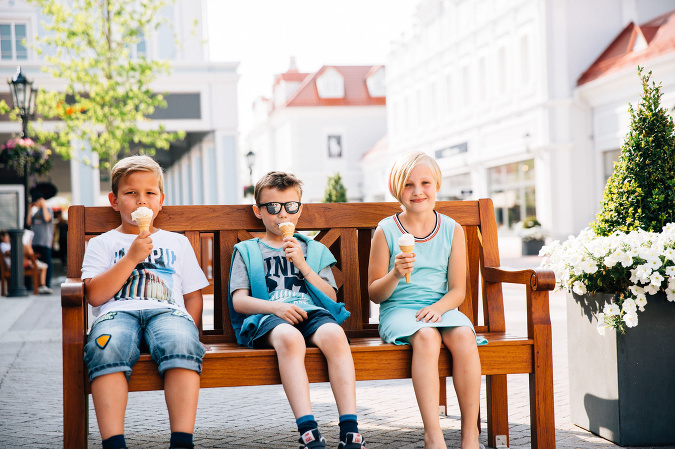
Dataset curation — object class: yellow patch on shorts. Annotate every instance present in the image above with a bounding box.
[96,334,111,349]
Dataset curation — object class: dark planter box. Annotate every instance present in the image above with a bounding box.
[521,238,544,255]
[567,292,675,446]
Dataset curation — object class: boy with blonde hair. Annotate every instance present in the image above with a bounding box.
[82,155,208,449]
[229,171,366,449]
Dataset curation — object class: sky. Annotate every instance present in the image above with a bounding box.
[205,0,419,136]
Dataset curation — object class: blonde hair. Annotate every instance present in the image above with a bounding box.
[388,151,442,203]
[111,155,164,195]
[254,171,303,205]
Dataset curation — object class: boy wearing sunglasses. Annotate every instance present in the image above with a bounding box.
[228,171,366,449]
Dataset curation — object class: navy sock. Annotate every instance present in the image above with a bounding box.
[339,414,359,442]
[102,434,126,449]
[296,414,318,435]
[169,431,194,449]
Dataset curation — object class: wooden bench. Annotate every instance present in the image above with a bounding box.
[62,199,556,448]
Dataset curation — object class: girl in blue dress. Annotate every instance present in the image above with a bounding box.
[368,151,485,449]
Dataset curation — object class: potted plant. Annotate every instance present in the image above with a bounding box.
[0,137,52,176]
[541,68,675,446]
[514,216,547,255]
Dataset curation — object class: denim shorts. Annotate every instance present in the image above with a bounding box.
[251,308,338,348]
[83,308,205,382]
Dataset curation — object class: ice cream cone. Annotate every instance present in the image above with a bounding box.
[279,222,295,239]
[399,244,415,283]
[131,207,154,233]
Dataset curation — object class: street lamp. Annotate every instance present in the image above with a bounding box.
[5,66,38,297]
[8,66,38,138]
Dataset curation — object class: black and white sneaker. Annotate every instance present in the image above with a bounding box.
[337,433,365,449]
[298,428,326,449]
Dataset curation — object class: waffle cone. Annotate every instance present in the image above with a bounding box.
[136,217,151,232]
[399,244,414,283]
[279,224,295,239]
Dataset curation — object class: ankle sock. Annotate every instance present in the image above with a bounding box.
[339,414,359,442]
[296,414,318,435]
[102,434,126,449]
[169,431,194,449]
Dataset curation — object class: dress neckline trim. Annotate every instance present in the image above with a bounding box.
[394,211,440,243]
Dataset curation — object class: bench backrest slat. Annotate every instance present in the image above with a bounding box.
[67,200,504,343]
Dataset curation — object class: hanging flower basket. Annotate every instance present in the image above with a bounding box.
[0,138,53,176]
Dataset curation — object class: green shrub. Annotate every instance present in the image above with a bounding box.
[591,68,675,236]
[323,172,348,203]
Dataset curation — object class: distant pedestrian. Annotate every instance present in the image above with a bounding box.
[26,191,53,290]
[52,209,68,266]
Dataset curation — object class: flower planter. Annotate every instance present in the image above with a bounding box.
[567,292,675,446]
[521,238,544,256]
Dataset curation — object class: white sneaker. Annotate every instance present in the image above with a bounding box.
[38,286,53,294]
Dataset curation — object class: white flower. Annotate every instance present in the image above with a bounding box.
[634,295,647,312]
[629,285,644,296]
[667,288,675,302]
[622,298,637,313]
[644,284,659,295]
[603,303,621,316]
[580,259,598,274]
[572,281,587,295]
[623,311,638,328]
[650,272,665,288]
[604,254,619,268]
[596,312,611,336]
[618,252,634,267]
[666,266,675,276]
[663,247,675,261]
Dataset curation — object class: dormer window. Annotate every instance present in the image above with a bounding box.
[632,31,647,52]
[316,67,345,99]
[366,66,386,97]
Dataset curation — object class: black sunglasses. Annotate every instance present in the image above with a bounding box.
[257,201,301,215]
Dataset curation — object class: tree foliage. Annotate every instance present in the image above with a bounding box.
[31,0,185,171]
[592,68,675,236]
[323,172,348,203]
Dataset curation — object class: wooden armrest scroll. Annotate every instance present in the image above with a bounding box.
[482,266,556,291]
[61,278,85,308]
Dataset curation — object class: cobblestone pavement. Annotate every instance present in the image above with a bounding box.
[0,239,667,448]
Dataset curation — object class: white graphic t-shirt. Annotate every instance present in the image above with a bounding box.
[82,229,209,320]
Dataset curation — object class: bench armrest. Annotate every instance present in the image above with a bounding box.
[482,266,556,291]
[61,278,85,308]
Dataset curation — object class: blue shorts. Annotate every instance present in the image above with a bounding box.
[251,308,338,349]
[83,308,205,382]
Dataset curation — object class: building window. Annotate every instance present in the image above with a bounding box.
[603,149,621,183]
[328,135,342,158]
[488,159,536,229]
[0,22,28,61]
[316,68,345,99]
[520,35,531,86]
[439,173,471,200]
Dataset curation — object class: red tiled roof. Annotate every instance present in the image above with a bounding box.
[274,71,310,86]
[283,66,386,107]
[578,9,675,85]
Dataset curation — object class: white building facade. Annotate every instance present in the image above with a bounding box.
[0,0,239,209]
[246,62,387,203]
[374,0,675,239]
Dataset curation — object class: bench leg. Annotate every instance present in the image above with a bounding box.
[63,306,89,448]
[529,291,556,448]
[486,374,509,448]
[439,376,447,415]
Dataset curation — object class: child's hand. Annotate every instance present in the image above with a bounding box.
[283,236,306,265]
[273,302,308,324]
[127,231,153,264]
[416,304,444,323]
[394,251,415,279]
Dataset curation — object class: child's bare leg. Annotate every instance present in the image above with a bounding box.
[442,327,482,449]
[164,368,200,433]
[310,323,356,415]
[269,324,313,418]
[91,372,128,439]
[409,327,447,449]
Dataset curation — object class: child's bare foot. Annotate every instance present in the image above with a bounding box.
[424,430,447,449]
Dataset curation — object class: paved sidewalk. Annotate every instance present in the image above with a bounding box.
[0,236,657,448]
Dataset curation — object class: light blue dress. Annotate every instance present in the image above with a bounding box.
[378,212,488,346]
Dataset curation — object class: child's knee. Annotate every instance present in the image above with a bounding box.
[411,326,442,347]
[271,325,306,353]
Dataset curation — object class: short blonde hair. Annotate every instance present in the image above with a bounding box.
[388,151,442,203]
[111,155,164,195]
[254,171,303,205]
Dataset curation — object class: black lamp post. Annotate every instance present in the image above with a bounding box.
[6,66,38,297]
